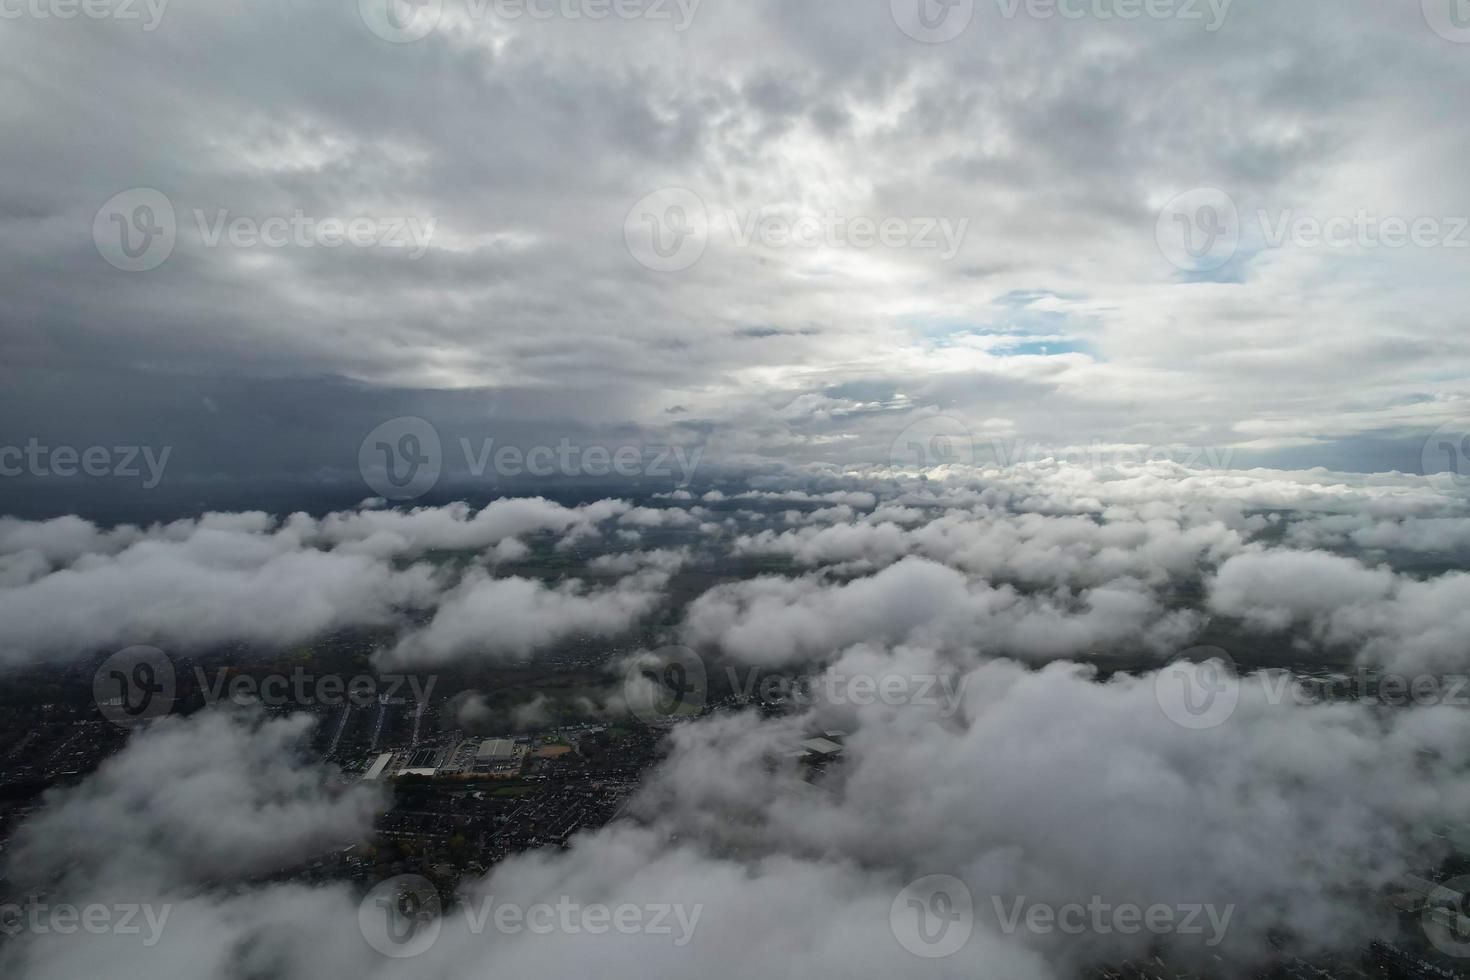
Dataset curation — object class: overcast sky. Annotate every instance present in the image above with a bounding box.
[2,0,1468,517]
[9,10,1470,975]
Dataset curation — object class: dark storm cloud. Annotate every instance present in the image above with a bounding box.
[2,1,1467,514]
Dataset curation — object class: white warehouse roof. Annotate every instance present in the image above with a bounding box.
[477,738,518,760]
[363,752,393,781]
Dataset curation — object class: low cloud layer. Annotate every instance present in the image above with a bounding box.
[5,462,1470,675]
[0,498,686,665]
[4,464,1470,975]
[6,653,1470,978]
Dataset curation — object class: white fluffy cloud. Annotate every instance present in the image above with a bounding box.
[1210,549,1470,674]
[8,655,1470,978]
[385,566,672,666]
[0,498,686,665]
[0,534,441,663]
[6,710,384,890]
[683,555,1197,666]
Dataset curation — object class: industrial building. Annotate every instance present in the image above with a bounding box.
[362,752,393,781]
[473,737,527,777]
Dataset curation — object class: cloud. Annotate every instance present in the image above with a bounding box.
[636,656,1470,968]
[0,529,442,663]
[683,555,1195,666]
[0,499,678,664]
[9,656,1470,978]
[1208,549,1470,673]
[5,709,383,891]
[384,566,671,666]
